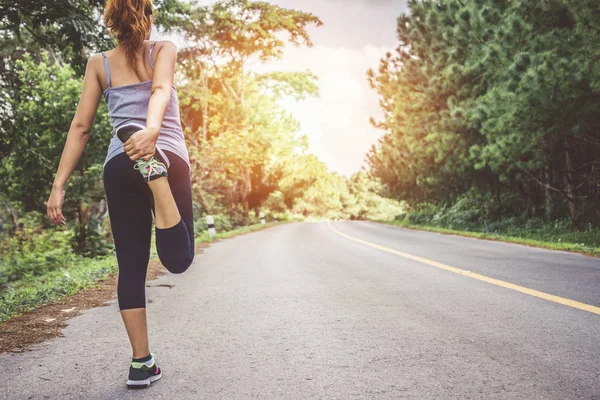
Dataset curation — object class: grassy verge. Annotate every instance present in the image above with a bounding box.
[195,222,281,243]
[0,223,280,323]
[0,256,117,323]
[376,220,600,257]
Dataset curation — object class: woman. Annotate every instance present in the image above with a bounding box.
[46,0,195,389]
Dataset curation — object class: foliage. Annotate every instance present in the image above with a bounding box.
[368,0,600,226]
[194,212,237,234]
[0,228,75,286]
[347,171,405,221]
[179,0,322,63]
[0,0,113,76]
[391,189,600,256]
[176,0,322,220]
[0,254,117,322]
[0,0,113,167]
[274,156,402,220]
[0,53,112,253]
[2,53,110,209]
[0,210,113,284]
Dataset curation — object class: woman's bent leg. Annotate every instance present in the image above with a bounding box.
[147,178,181,229]
[150,151,195,274]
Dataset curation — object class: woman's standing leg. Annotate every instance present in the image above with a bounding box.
[103,153,154,358]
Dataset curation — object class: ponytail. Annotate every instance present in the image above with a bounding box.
[104,0,153,73]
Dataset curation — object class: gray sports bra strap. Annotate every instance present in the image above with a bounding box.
[148,41,158,69]
[102,52,111,88]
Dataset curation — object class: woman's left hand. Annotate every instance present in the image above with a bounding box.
[123,127,159,161]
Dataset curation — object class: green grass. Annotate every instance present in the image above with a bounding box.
[377,220,600,257]
[195,222,281,243]
[0,223,281,323]
[0,255,117,322]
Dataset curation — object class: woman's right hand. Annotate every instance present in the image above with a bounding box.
[47,186,66,226]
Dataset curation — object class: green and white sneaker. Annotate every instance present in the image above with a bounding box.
[133,157,168,182]
[115,122,169,182]
[127,353,162,389]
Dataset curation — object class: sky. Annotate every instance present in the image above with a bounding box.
[156,0,408,176]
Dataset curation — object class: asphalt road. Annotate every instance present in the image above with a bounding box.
[1,221,599,399]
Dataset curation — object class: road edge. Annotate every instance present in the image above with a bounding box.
[371,220,599,258]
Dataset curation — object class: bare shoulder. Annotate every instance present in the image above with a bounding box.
[86,53,105,77]
[154,40,178,54]
[87,53,104,67]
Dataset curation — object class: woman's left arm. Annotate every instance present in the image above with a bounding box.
[47,55,103,226]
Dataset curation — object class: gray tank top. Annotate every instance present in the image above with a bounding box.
[101,41,190,169]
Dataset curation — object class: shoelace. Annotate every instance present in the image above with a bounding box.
[134,158,167,182]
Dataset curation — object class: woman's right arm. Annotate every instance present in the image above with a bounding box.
[47,55,103,226]
[122,41,177,161]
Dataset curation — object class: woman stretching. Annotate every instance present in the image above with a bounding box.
[46,0,195,388]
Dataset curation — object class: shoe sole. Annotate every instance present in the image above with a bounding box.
[115,122,146,143]
[127,372,162,389]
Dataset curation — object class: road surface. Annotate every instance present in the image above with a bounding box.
[1,221,599,399]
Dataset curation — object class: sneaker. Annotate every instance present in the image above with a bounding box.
[134,157,168,182]
[127,354,162,389]
[115,122,169,181]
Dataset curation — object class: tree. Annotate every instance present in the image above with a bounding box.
[368,0,600,226]
[176,0,321,219]
[0,0,190,158]
[0,53,111,251]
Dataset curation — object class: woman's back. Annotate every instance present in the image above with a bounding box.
[101,40,189,169]
[101,41,156,88]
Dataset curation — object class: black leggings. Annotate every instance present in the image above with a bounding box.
[103,150,195,310]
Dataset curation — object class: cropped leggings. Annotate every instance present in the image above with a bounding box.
[103,150,195,310]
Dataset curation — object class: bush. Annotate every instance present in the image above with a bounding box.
[391,191,600,254]
[396,202,438,225]
[397,190,528,230]
[194,213,236,235]
[0,229,78,286]
[0,255,117,322]
[262,191,286,213]
[271,212,293,222]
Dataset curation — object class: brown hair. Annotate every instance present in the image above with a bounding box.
[104,0,153,74]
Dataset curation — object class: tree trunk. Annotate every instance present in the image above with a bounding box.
[564,138,579,226]
[240,63,245,109]
[528,180,544,218]
[77,202,92,252]
[202,73,209,143]
[9,203,20,231]
[90,198,107,220]
[195,187,211,215]
[542,139,553,219]
[241,167,251,219]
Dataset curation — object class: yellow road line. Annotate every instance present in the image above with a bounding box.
[327,221,600,316]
